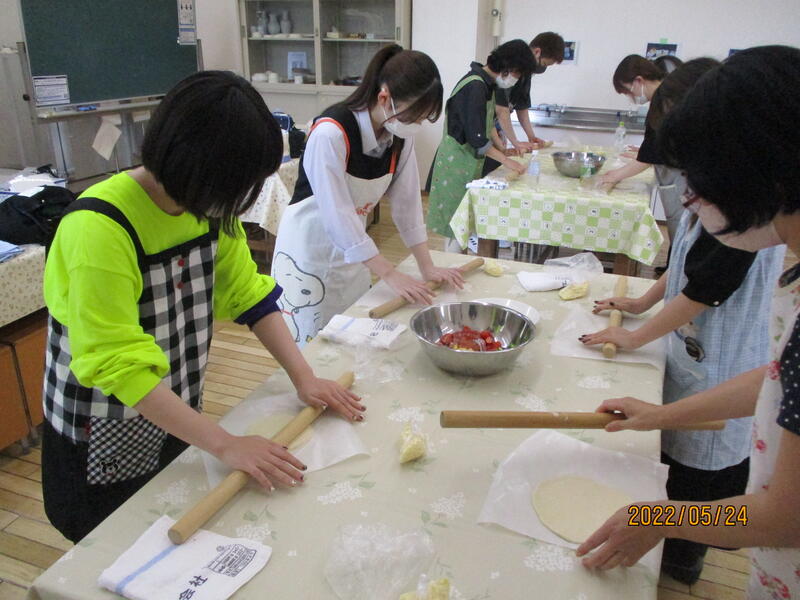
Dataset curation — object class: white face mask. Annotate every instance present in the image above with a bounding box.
[629,80,648,105]
[693,199,783,252]
[381,97,422,139]
[496,74,519,89]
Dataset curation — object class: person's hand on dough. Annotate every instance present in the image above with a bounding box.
[579,326,642,350]
[297,376,365,422]
[599,168,625,185]
[576,504,665,570]
[593,397,664,432]
[592,296,647,315]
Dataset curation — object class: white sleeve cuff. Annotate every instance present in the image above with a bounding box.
[343,236,379,264]
[399,225,428,249]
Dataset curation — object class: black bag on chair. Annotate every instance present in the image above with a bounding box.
[0,185,77,246]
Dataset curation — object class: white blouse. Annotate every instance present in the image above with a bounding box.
[301,108,428,264]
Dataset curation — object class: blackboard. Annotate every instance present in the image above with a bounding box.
[20,0,198,106]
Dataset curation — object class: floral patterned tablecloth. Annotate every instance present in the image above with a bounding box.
[0,244,45,328]
[238,158,299,235]
[29,251,666,600]
[449,149,663,265]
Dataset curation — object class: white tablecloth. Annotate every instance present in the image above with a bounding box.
[238,159,299,235]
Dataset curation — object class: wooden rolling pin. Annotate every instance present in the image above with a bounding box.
[440,410,725,431]
[167,371,355,545]
[368,257,485,319]
[602,276,629,359]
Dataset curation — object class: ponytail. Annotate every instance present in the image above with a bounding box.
[344,44,444,123]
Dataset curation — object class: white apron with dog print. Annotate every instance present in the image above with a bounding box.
[272,172,392,346]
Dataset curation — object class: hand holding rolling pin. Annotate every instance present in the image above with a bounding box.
[593,397,665,432]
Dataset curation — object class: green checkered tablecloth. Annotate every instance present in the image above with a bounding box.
[449,149,664,265]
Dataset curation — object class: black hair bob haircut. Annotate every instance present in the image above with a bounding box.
[659,45,800,233]
[647,57,719,131]
[531,32,565,63]
[345,44,444,125]
[141,70,282,236]
[486,39,537,76]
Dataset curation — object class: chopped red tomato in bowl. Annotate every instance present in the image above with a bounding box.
[437,326,503,351]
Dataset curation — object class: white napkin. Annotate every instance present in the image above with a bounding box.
[98,516,270,600]
[550,307,666,370]
[478,431,667,575]
[516,271,570,292]
[319,315,407,349]
[465,178,508,190]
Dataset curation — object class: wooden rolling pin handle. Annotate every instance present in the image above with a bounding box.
[367,257,485,319]
[167,371,354,545]
[439,410,725,431]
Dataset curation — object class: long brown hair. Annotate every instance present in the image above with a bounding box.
[344,44,443,124]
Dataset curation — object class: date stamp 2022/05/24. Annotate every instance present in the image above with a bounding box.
[628,504,748,527]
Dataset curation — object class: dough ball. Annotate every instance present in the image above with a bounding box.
[532,476,631,543]
[558,281,589,301]
[246,413,314,451]
[483,259,504,277]
[399,424,426,464]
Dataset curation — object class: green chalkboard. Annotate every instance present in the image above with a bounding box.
[20,0,198,106]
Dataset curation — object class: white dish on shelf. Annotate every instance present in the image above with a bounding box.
[474,297,541,325]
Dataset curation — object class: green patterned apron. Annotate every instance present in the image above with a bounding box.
[427,74,495,238]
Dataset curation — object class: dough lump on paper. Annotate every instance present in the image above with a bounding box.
[532,476,632,543]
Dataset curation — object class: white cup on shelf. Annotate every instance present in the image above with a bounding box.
[294,74,304,84]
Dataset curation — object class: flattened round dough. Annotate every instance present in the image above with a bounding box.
[532,476,632,543]
[246,413,314,451]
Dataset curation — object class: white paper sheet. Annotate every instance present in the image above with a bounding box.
[550,306,666,370]
[92,119,122,160]
[201,392,368,489]
[132,110,151,123]
[102,113,122,126]
[478,430,668,574]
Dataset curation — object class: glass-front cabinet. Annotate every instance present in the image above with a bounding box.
[239,0,411,123]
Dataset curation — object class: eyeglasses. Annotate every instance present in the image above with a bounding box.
[684,336,705,363]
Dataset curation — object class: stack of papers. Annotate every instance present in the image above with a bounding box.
[0,241,23,263]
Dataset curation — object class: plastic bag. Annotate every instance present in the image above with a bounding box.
[542,251,604,283]
[324,523,435,600]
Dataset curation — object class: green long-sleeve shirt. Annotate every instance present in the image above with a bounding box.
[44,172,277,407]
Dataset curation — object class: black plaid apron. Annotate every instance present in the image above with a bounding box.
[43,198,218,485]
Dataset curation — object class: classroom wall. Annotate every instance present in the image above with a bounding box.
[0,0,22,47]
[501,0,800,111]
[195,0,243,73]
[411,0,488,183]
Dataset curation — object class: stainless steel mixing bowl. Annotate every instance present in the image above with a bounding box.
[552,151,607,178]
[409,302,535,376]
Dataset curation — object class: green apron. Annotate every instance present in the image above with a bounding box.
[427,74,496,238]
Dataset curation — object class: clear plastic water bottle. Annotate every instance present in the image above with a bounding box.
[526,158,540,188]
[614,121,627,154]
[580,156,594,188]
